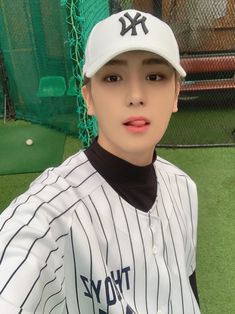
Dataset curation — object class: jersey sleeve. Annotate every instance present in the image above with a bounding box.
[0,170,78,313]
[157,156,199,277]
[184,177,198,276]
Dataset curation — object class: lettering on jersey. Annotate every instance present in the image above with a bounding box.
[99,305,136,314]
[119,12,149,36]
[110,266,130,293]
[126,305,136,314]
[80,275,102,302]
[80,266,131,306]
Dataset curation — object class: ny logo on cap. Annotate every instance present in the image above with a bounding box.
[119,12,149,36]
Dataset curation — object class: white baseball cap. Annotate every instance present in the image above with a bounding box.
[83,9,186,78]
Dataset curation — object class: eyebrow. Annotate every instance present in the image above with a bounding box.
[142,58,170,66]
[104,57,170,67]
[104,59,127,66]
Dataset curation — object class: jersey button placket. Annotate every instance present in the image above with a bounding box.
[152,245,158,255]
[150,217,162,256]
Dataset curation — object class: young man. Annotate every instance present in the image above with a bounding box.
[0,9,200,314]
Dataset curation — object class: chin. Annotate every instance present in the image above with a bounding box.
[122,139,157,155]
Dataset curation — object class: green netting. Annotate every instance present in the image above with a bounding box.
[0,0,78,134]
[64,0,111,147]
[0,85,3,117]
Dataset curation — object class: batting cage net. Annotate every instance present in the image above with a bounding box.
[0,81,3,118]
[0,0,78,133]
[0,0,234,147]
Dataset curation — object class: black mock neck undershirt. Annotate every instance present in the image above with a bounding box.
[85,140,157,212]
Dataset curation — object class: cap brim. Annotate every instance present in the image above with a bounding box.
[84,45,186,78]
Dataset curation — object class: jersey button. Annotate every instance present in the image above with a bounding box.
[152,245,158,255]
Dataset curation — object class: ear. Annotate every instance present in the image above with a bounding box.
[81,85,95,116]
[172,80,180,113]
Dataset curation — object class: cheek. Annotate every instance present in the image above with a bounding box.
[151,92,176,130]
[165,84,178,112]
[154,91,176,113]
[91,86,122,115]
[89,94,117,126]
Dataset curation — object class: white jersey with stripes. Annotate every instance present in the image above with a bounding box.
[0,150,200,314]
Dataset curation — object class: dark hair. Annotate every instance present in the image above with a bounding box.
[83,76,90,86]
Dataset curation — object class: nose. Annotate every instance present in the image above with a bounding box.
[129,100,144,106]
[127,78,145,107]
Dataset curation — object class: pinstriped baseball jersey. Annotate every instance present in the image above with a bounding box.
[0,150,200,314]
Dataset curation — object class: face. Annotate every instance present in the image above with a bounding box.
[82,51,180,166]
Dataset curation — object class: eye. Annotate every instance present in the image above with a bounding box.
[146,73,163,81]
[104,75,121,82]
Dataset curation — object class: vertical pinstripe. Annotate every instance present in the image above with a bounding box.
[155,205,172,314]
[175,175,190,256]
[159,185,185,314]
[102,186,123,271]
[134,208,149,314]
[148,211,160,313]
[119,196,137,311]
[70,226,81,313]
[74,212,96,314]
[89,195,109,265]
[0,151,200,314]
[102,186,125,314]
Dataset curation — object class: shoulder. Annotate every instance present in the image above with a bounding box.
[31,150,103,196]
[155,156,198,251]
[0,150,102,234]
[31,149,90,185]
[155,155,197,194]
[155,155,191,177]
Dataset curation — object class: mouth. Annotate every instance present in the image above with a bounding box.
[123,116,150,133]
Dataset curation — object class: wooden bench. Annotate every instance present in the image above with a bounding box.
[180,55,235,92]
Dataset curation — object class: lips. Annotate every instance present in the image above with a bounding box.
[123,116,150,133]
[123,116,150,126]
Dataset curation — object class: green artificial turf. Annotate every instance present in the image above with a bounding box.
[0,133,234,314]
[0,134,82,211]
[0,120,66,174]
[161,107,235,145]
[158,147,235,314]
